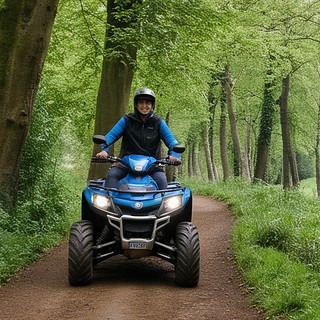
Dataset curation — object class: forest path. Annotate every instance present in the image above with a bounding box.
[0,196,264,320]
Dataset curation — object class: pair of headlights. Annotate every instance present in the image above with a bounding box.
[92,194,182,212]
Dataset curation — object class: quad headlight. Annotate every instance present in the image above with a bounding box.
[93,194,112,210]
[163,195,182,212]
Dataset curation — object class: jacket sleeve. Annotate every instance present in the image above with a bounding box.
[101,116,126,152]
[159,119,181,158]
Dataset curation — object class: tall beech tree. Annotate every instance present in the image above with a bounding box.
[202,123,215,181]
[254,71,276,182]
[88,0,142,179]
[279,74,299,188]
[221,65,250,180]
[219,86,229,181]
[208,73,219,180]
[314,66,320,198]
[316,102,320,197]
[0,0,59,208]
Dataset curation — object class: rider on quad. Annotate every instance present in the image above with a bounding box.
[96,88,182,190]
[68,88,199,288]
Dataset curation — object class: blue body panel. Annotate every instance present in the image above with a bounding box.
[121,154,157,172]
[85,155,190,210]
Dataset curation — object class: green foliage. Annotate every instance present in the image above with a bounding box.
[130,0,225,140]
[0,1,5,10]
[300,178,318,198]
[44,0,104,148]
[296,152,315,180]
[18,99,62,197]
[184,177,320,318]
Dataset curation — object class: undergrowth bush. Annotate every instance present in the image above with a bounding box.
[0,167,85,285]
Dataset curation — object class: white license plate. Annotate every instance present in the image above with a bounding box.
[129,242,147,249]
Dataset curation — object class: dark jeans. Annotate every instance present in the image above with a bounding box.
[105,166,168,190]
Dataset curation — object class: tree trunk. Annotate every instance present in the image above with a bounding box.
[254,78,275,182]
[279,74,299,189]
[222,65,241,175]
[220,88,229,180]
[188,142,194,178]
[316,103,320,197]
[0,1,59,208]
[243,119,252,180]
[221,66,249,178]
[282,145,291,188]
[195,147,201,176]
[192,143,201,177]
[202,124,214,181]
[208,85,219,180]
[88,0,140,180]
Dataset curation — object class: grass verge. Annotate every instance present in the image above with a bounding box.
[0,168,86,286]
[182,177,320,320]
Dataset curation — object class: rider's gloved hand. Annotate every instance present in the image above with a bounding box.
[96,150,109,159]
[168,155,181,165]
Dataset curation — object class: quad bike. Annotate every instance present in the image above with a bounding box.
[68,135,200,287]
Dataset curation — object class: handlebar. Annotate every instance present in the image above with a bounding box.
[155,158,182,166]
[91,156,181,166]
[91,156,120,163]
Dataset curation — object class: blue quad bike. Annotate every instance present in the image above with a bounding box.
[68,135,200,287]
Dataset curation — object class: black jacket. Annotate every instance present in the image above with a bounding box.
[120,111,162,159]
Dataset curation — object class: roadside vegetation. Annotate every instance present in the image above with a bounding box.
[185,177,320,319]
[1,174,320,319]
[0,167,85,284]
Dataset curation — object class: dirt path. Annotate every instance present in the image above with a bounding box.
[0,196,264,320]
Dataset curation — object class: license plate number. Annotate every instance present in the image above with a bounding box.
[129,242,146,249]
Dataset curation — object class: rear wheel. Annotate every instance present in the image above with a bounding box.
[175,222,200,287]
[68,220,94,286]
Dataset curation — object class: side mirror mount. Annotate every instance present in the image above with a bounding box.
[93,135,107,145]
[172,144,185,154]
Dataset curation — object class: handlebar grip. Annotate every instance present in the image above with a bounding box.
[91,157,109,163]
[156,158,182,166]
[91,156,121,163]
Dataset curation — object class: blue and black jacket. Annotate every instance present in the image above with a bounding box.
[102,110,180,160]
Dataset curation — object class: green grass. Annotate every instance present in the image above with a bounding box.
[0,229,62,283]
[182,177,320,319]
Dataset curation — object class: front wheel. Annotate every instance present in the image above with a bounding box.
[68,220,94,286]
[175,222,200,287]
